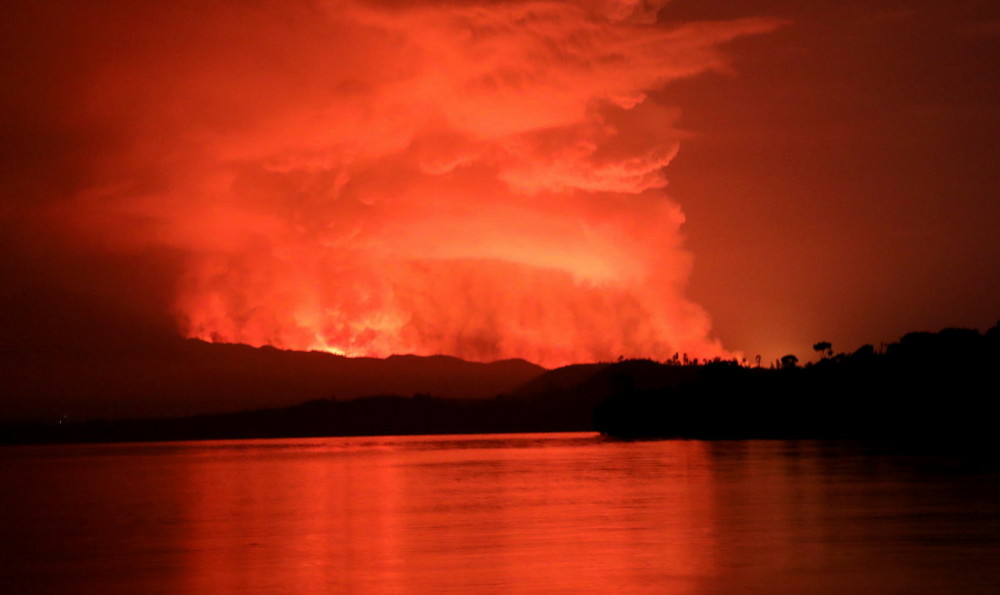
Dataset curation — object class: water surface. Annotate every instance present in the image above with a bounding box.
[2,433,998,593]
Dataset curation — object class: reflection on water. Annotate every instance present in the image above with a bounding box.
[2,434,999,593]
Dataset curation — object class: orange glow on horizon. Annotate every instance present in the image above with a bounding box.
[47,1,782,367]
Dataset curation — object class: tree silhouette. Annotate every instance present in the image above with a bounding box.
[813,341,833,358]
[780,354,799,369]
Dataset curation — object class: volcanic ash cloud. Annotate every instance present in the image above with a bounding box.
[35,0,780,367]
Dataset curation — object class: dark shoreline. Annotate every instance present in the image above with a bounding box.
[3,323,997,448]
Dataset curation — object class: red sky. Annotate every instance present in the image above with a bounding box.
[1,0,998,367]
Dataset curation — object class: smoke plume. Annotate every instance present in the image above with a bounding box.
[2,1,780,367]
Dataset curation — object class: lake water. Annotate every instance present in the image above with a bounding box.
[1,433,999,593]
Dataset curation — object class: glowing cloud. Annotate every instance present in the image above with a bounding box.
[37,0,780,367]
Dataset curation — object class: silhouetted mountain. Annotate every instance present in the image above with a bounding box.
[0,287,545,420]
[10,321,996,446]
[507,363,608,397]
[2,288,997,447]
[503,360,702,429]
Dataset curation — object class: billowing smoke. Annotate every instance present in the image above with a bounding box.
[3,1,780,367]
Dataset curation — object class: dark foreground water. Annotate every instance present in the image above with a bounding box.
[2,433,999,593]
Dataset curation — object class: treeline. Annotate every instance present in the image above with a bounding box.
[595,323,1000,441]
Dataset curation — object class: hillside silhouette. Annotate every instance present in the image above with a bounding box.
[0,287,544,420]
[2,288,997,446]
